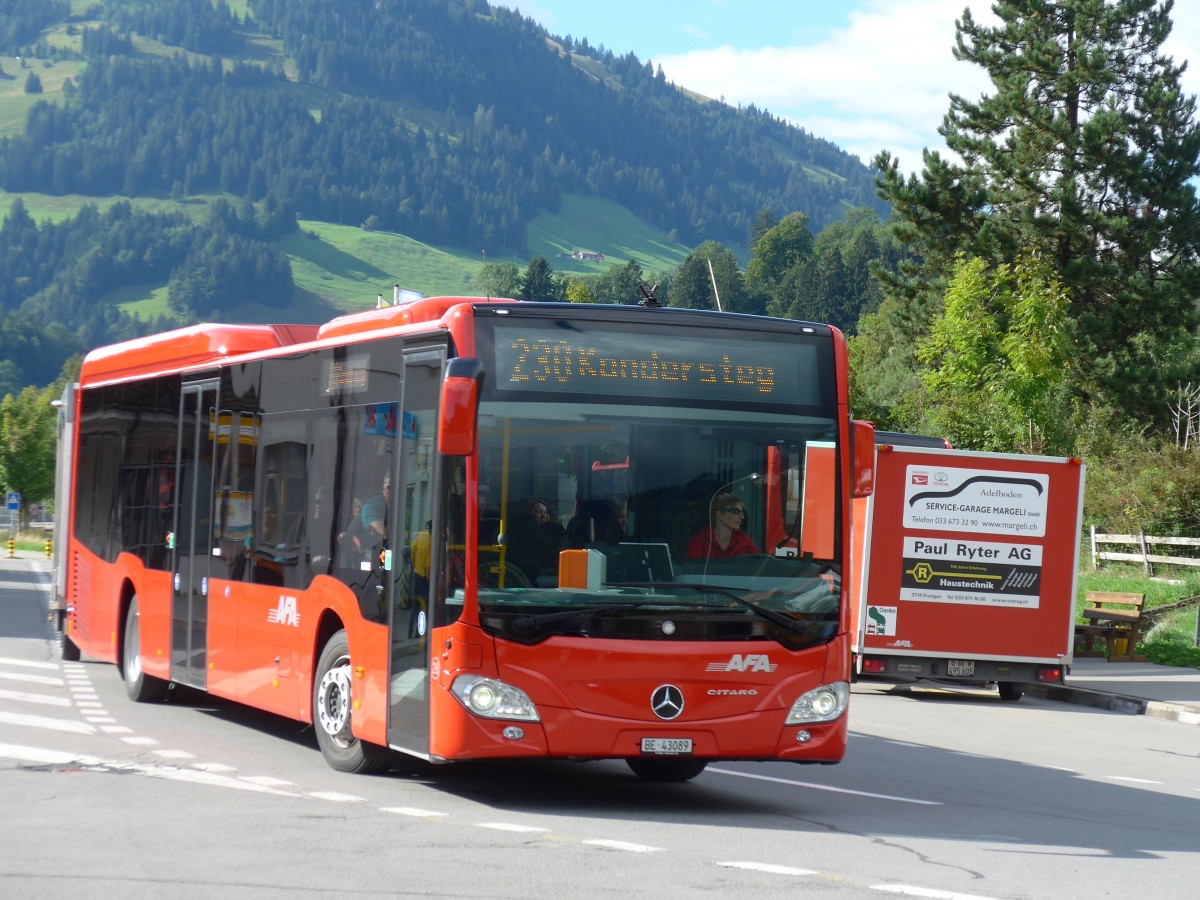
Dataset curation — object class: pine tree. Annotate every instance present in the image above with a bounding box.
[873,0,1200,423]
[518,256,562,302]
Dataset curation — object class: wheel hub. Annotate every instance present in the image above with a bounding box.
[317,660,352,744]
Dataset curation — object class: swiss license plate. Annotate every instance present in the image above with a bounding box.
[640,737,693,755]
[947,659,975,677]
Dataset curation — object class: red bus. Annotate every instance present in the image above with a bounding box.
[53,296,874,780]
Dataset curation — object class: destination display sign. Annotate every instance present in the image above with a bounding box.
[489,324,822,405]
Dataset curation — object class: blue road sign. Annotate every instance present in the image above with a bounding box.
[6,492,20,511]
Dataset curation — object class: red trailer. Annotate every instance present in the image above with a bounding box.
[850,444,1085,701]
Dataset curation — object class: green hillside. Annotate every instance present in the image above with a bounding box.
[59,193,688,326]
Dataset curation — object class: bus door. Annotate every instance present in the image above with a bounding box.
[171,379,218,690]
[386,345,447,757]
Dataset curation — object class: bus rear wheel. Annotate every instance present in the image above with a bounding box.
[313,630,393,774]
[625,757,708,782]
[122,598,168,702]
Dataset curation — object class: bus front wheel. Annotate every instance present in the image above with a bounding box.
[625,757,708,782]
[122,598,168,702]
[313,630,393,774]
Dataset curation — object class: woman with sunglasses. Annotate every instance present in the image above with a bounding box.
[686,492,760,559]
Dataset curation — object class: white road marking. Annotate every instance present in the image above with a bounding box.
[0,657,63,671]
[0,688,71,707]
[583,839,665,853]
[0,743,302,795]
[0,581,51,592]
[381,807,449,818]
[0,671,64,687]
[84,717,116,724]
[708,767,942,805]
[307,791,366,803]
[192,762,237,773]
[127,764,300,795]
[0,710,95,734]
[99,725,133,734]
[120,736,159,746]
[476,823,549,833]
[153,749,196,759]
[0,743,104,765]
[872,886,1000,900]
[240,775,294,786]
[717,861,818,876]
[1107,776,1163,784]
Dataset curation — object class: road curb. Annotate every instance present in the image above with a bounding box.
[1144,700,1200,725]
[1024,681,1200,724]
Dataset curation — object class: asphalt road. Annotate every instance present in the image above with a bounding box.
[3,557,1199,899]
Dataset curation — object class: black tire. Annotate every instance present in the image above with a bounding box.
[998,681,1024,702]
[625,757,708,782]
[59,620,81,662]
[313,629,393,774]
[122,598,169,702]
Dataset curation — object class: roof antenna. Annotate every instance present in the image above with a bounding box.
[637,282,661,308]
[706,258,723,312]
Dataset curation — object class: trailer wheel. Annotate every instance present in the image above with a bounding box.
[122,598,169,702]
[313,630,393,774]
[625,758,708,782]
[59,624,81,662]
[997,681,1023,702]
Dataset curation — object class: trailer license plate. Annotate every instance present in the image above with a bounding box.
[641,738,693,755]
[948,659,975,677]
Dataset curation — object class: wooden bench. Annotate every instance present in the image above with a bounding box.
[1074,591,1146,662]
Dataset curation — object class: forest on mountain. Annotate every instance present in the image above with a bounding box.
[0,0,883,394]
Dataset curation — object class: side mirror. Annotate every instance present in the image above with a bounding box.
[851,420,876,498]
[439,358,485,456]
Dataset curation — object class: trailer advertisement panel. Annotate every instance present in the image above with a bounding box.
[854,447,1084,665]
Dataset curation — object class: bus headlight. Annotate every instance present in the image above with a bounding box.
[785,682,849,725]
[450,675,540,721]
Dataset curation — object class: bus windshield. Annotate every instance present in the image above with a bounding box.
[470,310,843,651]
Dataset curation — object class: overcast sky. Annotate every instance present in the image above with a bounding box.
[502,0,1200,176]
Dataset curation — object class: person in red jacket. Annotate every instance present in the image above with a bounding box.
[686,492,760,559]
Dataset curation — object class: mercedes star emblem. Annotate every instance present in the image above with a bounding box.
[650,684,684,720]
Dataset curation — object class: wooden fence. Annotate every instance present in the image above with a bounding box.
[1090,527,1200,575]
[1090,529,1200,646]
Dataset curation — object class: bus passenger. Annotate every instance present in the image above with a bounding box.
[411,520,432,600]
[568,499,628,547]
[361,473,391,544]
[335,496,367,567]
[686,492,760,559]
[508,498,565,583]
[609,502,628,541]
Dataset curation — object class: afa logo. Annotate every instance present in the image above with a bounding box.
[267,594,300,627]
[705,654,777,673]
